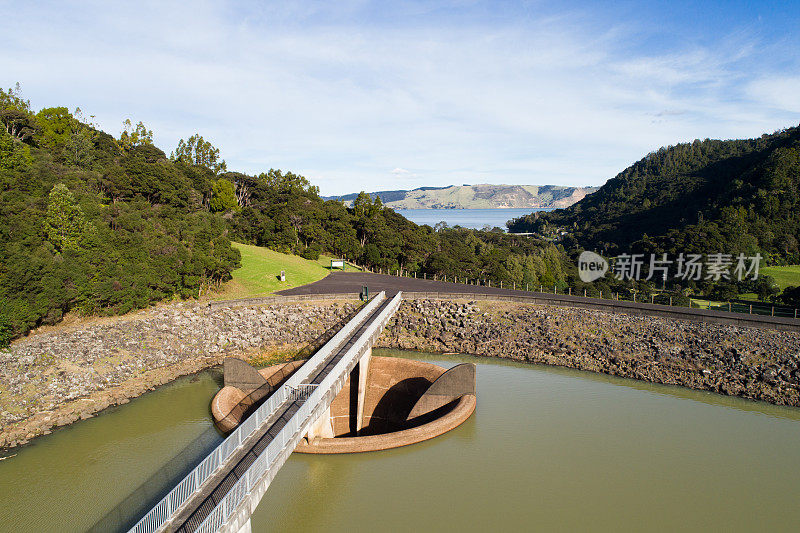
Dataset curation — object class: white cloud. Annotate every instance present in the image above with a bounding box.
[747,76,800,113]
[2,1,799,195]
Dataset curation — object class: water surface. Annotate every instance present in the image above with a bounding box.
[2,352,800,532]
[253,350,800,532]
[0,370,223,532]
[395,208,551,230]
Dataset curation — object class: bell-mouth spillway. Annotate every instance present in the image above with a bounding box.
[211,356,476,453]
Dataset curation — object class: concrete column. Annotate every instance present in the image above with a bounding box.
[355,347,371,434]
[235,518,252,533]
[306,405,334,442]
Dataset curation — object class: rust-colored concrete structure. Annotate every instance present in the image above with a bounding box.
[211,356,476,453]
[211,359,304,433]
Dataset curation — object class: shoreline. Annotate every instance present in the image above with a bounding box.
[378,299,800,407]
[3,297,800,450]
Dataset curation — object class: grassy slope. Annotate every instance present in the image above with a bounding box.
[213,243,361,300]
[761,266,800,290]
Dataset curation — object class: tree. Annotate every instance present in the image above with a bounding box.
[209,178,239,212]
[119,119,154,150]
[44,183,93,252]
[0,129,32,175]
[779,286,800,307]
[36,106,73,158]
[754,275,780,301]
[0,109,38,143]
[64,108,94,168]
[0,83,30,113]
[0,312,12,349]
[171,134,227,174]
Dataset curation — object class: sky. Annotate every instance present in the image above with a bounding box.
[3,0,800,195]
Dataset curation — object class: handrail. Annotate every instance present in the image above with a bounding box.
[193,291,403,533]
[129,383,290,533]
[284,292,386,389]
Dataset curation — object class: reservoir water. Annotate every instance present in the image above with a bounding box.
[394,208,551,230]
[2,350,800,532]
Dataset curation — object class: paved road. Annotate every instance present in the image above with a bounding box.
[278,271,537,297]
[277,272,800,332]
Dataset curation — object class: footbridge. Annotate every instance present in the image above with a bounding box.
[130,291,403,533]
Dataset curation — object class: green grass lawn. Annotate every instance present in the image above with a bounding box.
[761,265,800,290]
[212,243,361,300]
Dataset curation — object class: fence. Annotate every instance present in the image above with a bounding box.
[130,382,289,533]
[692,298,799,319]
[89,425,224,533]
[355,268,800,331]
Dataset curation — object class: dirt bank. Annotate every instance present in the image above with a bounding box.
[3,296,800,450]
[0,300,357,448]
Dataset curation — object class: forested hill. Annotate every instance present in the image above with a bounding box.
[0,88,242,344]
[507,126,800,264]
[326,184,597,209]
[0,85,570,345]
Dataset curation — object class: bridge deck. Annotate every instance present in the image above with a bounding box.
[168,297,393,532]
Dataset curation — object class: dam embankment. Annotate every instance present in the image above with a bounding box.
[3,295,800,449]
[378,299,800,406]
[0,300,358,448]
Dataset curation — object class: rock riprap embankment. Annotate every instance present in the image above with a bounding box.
[0,300,356,448]
[4,297,800,450]
[378,299,800,406]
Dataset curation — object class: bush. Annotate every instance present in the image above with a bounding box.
[0,312,13,349]
[299,245,321,260]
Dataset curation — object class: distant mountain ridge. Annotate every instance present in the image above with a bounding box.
[325,184,598,209]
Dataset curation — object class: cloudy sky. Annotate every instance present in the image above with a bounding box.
[3,0,800,195]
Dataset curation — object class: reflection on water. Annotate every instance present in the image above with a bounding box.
[2,351,800,532]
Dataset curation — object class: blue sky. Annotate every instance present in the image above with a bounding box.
[2,0,800,195]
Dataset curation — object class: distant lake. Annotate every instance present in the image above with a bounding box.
[394,208,553,230]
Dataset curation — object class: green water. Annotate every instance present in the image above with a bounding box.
[3,352,800,532]
[0,369,223,532]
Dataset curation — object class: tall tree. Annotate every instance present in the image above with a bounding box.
[43,183,93,252]
[65,108,94,168]
[171,134,227,174]
[119,119,154,150]
[35,106,73,158]
[209,178,239,212]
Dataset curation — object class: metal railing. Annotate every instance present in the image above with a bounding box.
[288,384,318,402]
[130,378,289,533]
[193,291,403,533]
[283,291,386,389]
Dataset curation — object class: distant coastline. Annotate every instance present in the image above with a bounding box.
[325,183,597,210]
[394,207,551,230]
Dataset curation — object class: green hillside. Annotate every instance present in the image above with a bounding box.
[215,243,362,299]
[761,266,800,290]
[0,84,577,346]
[508,126,800,265]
